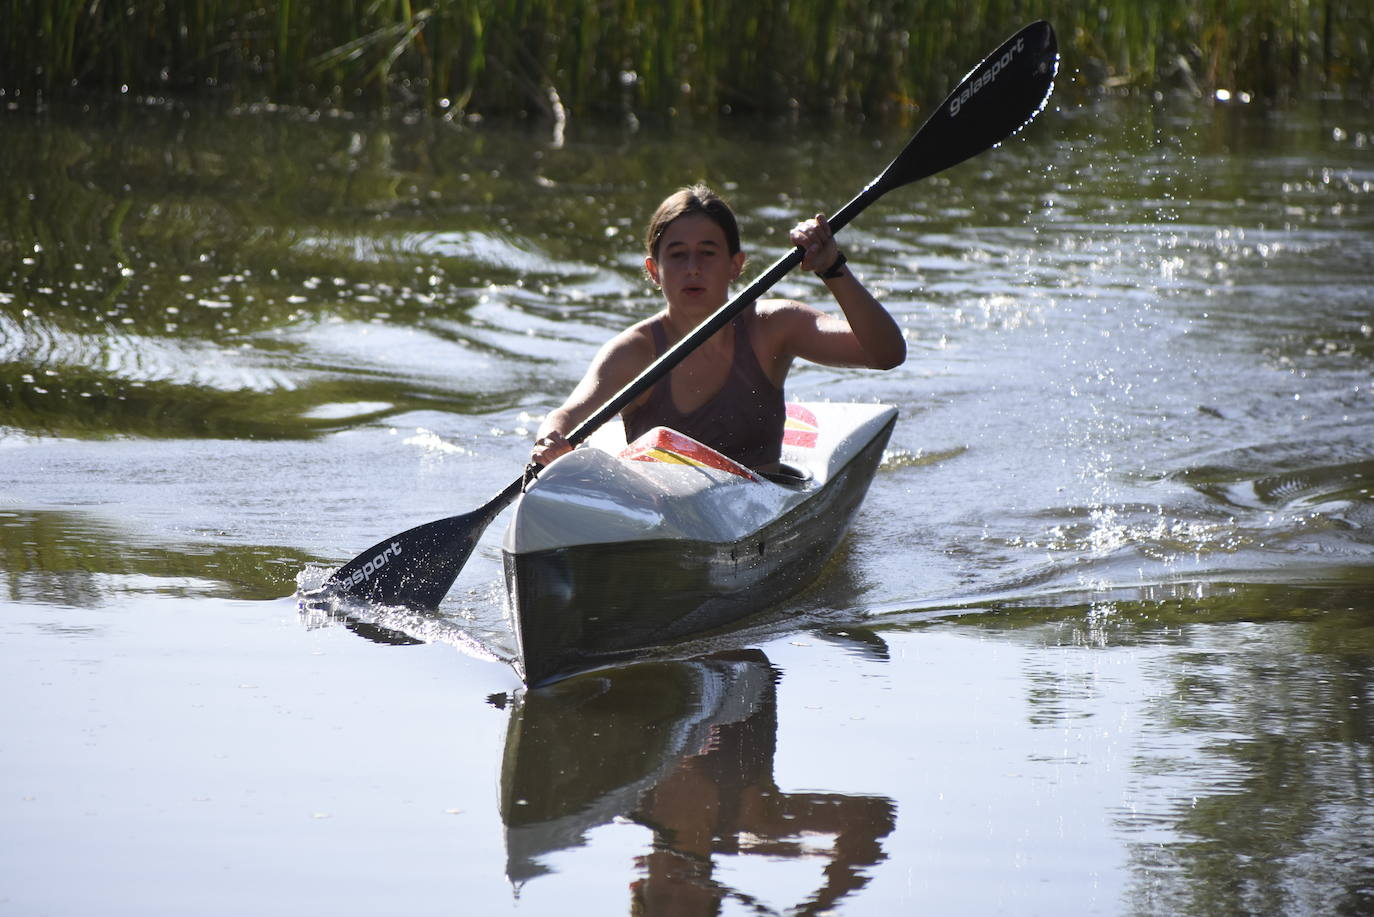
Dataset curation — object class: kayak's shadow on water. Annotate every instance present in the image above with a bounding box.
[499,649,896,912]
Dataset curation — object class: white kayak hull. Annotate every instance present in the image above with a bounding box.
[502,402,897,685]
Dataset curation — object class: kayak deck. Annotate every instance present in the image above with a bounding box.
[503,402,896,685]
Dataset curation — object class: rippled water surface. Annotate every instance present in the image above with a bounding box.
[3,92,1372,915]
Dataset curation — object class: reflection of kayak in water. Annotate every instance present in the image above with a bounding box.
[501,651,774,883]
[499,651,896,912]
[503,402,897,685]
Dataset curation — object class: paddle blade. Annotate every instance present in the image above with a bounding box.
[327,479,522,608]
[879,20,1059,193]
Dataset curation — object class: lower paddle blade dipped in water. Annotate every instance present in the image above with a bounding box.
[329,479,523,608]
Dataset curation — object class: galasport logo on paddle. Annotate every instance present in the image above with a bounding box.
[345,540,403,585]
[949,35,1025,117]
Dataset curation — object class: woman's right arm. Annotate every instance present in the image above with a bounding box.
[530,327,653,466]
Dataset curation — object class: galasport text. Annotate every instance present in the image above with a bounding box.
[948,35,1026,117]
[344,540,403,586]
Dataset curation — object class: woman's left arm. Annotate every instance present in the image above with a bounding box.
[782,214,907,370]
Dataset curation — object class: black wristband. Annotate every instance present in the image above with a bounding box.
[817,251,847,279]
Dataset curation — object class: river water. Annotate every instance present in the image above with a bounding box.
[2,90,1372,915]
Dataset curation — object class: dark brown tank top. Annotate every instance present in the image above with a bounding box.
[623,309,785,468]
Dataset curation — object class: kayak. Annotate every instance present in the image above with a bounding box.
[504,401,896,684]
[502,401,897,685]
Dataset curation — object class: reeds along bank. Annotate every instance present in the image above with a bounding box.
[4,0,1371,116]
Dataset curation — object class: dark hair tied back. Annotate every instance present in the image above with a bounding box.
[644,183,741,260]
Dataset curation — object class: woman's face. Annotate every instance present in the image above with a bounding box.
[645,213,745,315]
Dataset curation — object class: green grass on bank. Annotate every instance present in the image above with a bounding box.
[4,1,1372,118]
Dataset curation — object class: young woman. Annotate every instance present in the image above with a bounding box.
[530,183,905,472]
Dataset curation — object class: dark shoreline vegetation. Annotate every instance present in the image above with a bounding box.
[4,1,1372,123]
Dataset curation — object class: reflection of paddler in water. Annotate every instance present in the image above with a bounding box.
[500,650,895,914]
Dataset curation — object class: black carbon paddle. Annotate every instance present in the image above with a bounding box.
[326,20,1059,608]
